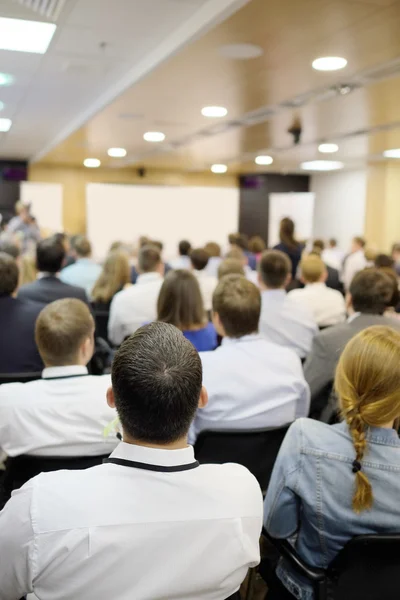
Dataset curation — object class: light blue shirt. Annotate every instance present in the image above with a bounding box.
[264,418,400,599]
[259,289,318,359]
[189,334,310,444]
[169,256,191,270]
[60,259,102,297]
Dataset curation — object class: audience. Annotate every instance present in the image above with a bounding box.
[0,252,44,373]
[288,254,346,327]
[248,235,266,261]
[204,241,222,278]
[157,270,217,352]
[342,236,367,291]
[226,246,258,284]
[91,250,131,311]
[322,237,344,271]
[108,244,164,345]
[264,325,400,600]
[311,239,342,292]
[230,233,257,270]
[218,257,245,280]
[273,218,304,279]
[190,247,218,311]
[0,322,262,599]
[0,298,117,459]
[60,235,102,296]
[189,275,309,443]
[169,239,192,270]
[304,268,400,419]
[258,250,318,359]
[18,236,89,305]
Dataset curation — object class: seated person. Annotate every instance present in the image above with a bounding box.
[0,298,117,458]
[218,258,245,280]
[91,249,131,311]
[0,252,44,374]
[0,322,262,600]
[312,239,343,292]
[288,254,346,327]
[189,275,309,444]
[304,268,400,419]
[258,250,318,359]
[226,246,258,285]
[190,247,218,312]
[264,326,400,600]
[169,239,192,270]
[157,270,217,352]
[18,236,89,305]
[342,236,368,291]
[60,235,102,296]
[204,241,222,278]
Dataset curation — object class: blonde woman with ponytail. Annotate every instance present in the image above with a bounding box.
[264,325,400,600]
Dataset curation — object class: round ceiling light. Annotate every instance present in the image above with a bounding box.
[143,131,165,142]
[383,149,400,158]
[201,106,228,118]
[0,73,13,86]
[83,158,101,168]
[255,155,273,165]
[107,147,127,158]
[301,160,344,171]
[211,164,228,174]
[318,143,339,154]
[312,57,347,71]
[219,43,263,60]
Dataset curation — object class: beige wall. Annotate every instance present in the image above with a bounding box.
[29,164,238,234]
[365,162,400,252]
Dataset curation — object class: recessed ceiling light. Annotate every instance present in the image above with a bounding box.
[211,164,228,174]
[107,147,127,158]
[318,143,339,154]
[143,131,165,142]
[255,155,273,165]
[312,57,347,71]
[301,160,344,171]
[219,43,263,60]
[0,73,13,86]
[0,118,11,132]
[201,106,228,118]
[383,149,400,159]
[83,158,101,168]
[0,17,56,54]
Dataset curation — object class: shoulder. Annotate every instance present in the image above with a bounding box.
[287,288,302,299]
[198,462,262,508]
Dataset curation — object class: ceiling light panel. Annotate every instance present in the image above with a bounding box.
[0,73,13,86]
[312,57,347,71]
[383,149,400,158]
[301,160,344,171]
[255,155,273,165]
[108,147,127,158]
[0,118,12,132]
[84,158,101,168]
[13,0,67,21]
[211,164,227,173]
[0,17,56,54]
[201,106,228,118]
[143,132,165,142]
[318,143,339,154]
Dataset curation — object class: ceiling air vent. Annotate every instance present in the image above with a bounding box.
[12,0,67,21]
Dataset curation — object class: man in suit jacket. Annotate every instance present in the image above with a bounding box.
[305,268,400,419]
[0,252,44,373]
[18,236,89,306]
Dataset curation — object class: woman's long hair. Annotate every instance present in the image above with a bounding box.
[157,269,206,331]
[335,326,400,513]
[92,250,130,304]
[279,217,298,250]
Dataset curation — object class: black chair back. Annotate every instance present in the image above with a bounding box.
[93,310,110,344]
[0,372,42,385]
[194,424,290,491]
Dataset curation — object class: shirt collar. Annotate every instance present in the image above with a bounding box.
[261,289,286,299]
[42,365,88,379]
[136,272,162,285]
[347,311,361,323]
[222,333,262,346]
[109,441,195,467]
[305,282,326,289]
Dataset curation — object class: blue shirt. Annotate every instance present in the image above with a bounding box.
[183,323,217,352]
[259,289,318,359]
[264,419,400,599]
[60,259,102,297]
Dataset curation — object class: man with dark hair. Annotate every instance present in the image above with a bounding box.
[0,252,44,373]
[169,239,192,270]
[190,247,217,311]
[258,250,317,359]
[189,275,309,443]
[108,244,164,344]
[304,268,400,419]
[18,236,89,305]
[60,235,102,295]
[0,322,262,599]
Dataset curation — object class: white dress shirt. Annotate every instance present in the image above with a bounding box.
[0,366,117,457]
[193,269,218,311]
[189,334,310,444]
[342,249,368,291]
[108,272,163,345]
[322,247,345,271]
[0,442,263,600]
[288,282,346,327]
[259,289,318,359]
[205,256,222,278]
[169,255,191,270]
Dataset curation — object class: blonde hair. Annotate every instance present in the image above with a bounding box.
[300,254,325,283]
[92,250,131,304]
[335,326,400,513]
[20,254,37,286]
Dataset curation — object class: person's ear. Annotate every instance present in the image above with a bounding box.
[107,387,116,409]
[212,311,225,337]
[198,386,208,410]
[345,292,353,313]
[80,334,94,365]
[285,273,292,287]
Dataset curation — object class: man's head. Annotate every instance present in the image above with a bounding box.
[300,254,327,284]
[258,250,292,290]
[190,248,209,271]
[107,322,207,445]
[374,254,394,269]
[138,244,163,275]
[204,242,221,258]
[348,268,394,315]
[329,238,337,248]
[218,258,245,280]
[178,240,191,257]
[313,239,325,252]
[35,298,95,367]
[351,236,366,253]
[0,252,19,297]
[36,236,65,273]
[72,235,92,259]
[15,201,30,223]
[212,274,261,338]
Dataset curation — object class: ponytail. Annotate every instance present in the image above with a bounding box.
[345,408,373,513]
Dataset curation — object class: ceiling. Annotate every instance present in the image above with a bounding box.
[4,0,400,174]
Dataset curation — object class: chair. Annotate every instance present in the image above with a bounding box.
[93,309,111,343]
[0,372,42,385]
[261,529,400,600]
[194,425,291,491]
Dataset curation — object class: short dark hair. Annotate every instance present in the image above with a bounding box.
[138,244,161,273]
[0,240,20,259]
[157,270,205,329]
[73,235,91,258]
[36,236,65,273]
[190,248,209,271]
[313,239,325,251]
[259,250,291,288]
[329,238,337,247]
[374,254,394,269]
[350,268,394,315]
[232,233,249,251]
[178,240,191,256]
[248,236,266,254]
[0,252,19,296]
[111,322,203,444]
[213,275,261,338]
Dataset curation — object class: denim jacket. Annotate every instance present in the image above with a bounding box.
[263,418,400,599]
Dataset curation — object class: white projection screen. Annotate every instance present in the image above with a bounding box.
[86,183,239,260]
[268,192,315,247]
